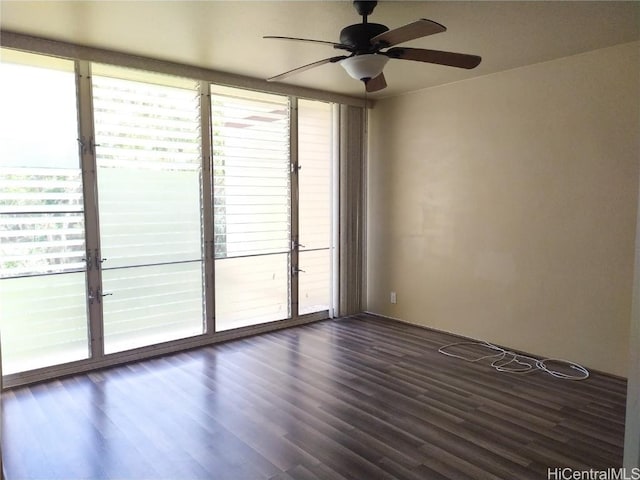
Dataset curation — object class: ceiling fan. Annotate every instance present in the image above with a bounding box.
[264,0,482,93]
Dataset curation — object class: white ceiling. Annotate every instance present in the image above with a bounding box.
[1,1,638,98]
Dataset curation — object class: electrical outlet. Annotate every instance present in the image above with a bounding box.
[390,291,397,304]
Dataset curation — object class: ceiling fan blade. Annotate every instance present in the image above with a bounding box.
[386,47,481,69]
[365,73,387,93]
[371,19,446,48]
[264,36,351,51]
[267,56,348,82]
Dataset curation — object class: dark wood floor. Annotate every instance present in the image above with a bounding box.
[2,313,627,480]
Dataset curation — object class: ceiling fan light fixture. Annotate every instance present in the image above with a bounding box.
[340,54,389,81]
[265,2,481,92]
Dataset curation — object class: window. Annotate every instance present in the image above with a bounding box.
[0,46,342,382]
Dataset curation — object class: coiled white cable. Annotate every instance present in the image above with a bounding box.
[438,341,589,380]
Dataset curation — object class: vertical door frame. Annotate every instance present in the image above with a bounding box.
[76,59,105,359]
[200,82,216,335]
[289,96,300,319]
[331,104,341,318]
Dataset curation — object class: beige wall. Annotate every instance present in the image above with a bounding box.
[367,41,640,376]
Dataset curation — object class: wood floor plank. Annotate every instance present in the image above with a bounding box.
[2,313,627,479]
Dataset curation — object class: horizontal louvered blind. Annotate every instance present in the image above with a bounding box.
[0,169,85,277]
[0,53,83,279]
[210,86,290,258]
[298,100,332,250]
[92,72,201,168]
[92,70,203,269]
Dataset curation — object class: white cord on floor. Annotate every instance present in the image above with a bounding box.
[438,341,589,380]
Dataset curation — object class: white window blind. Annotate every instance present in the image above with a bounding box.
[0,53,85,278]
[0,169,85,277]
[92,67,203,269]
[211,86,290,259]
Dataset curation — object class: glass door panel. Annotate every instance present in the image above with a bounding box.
[214,253,289,330]
[101,263,204,352]
[211,86,291,331]
[297,99,333,315]
[95,167,202,268]
[299,249,331,315]
[0,50,90,373]
[92,67,205,354]
[0,273,88,373]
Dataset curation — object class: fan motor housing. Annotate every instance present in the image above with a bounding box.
[340,23,389,52]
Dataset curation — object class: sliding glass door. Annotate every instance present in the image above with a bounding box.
[0,50,90,374]
[298,100,334,315]
[91,66,205,353]
[210,86,291,331]
[0,47,337,379]
[210,90,335,330]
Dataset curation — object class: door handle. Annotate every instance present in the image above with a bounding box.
[82,251,93,271]
[94,249,107,269]
[88,287,112,304]
[97,288,112,303]
[291,240,306,250]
